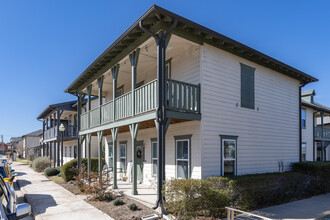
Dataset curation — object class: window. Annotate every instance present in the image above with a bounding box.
[136,81,144,88]
[301,109,306,128]
[108,143,113,170]
[151,139,157,176]
[74,146,77,158]
[165,59,171,79]
[117,85,124,97]
[65,147,67,157]
[69,146,72,158]
[220,135,238,176]
[175,135,191,179]
[301,143,306,161]
[120,142,126,173]
[240,63,255,109]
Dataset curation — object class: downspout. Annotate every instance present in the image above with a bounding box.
[139,18,177,213]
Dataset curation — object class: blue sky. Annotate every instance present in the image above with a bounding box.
[0,0,329,142]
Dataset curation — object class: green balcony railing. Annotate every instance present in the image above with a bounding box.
[80,79,200,131]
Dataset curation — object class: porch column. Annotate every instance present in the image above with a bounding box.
[111,65,119,121]
[86,133,92,174]
[77,93,85,171]
[129,48,140,116]
[87,85,92,128]
[57,110,64,167]
[111,127,118,189]
[139,18,177,210]
[97,131,103,175]
[129,123,139,195]
[321,112,325,161]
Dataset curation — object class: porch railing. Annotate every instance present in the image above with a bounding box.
[315,127,330,140]
[44,124,77,140]
[80,79,201,130]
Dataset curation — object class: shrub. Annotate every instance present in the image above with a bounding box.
[44,167,60,177]
[164,179,230,219]
[113,198,124,206]
[128,203,138,211]
[27,154,35,162]
[61,158,105,182]
[32,157,50,172]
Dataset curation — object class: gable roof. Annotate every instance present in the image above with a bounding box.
[22,129,43,138]
[301,89,316,97]
[37,100,77,120]
[65,5,317,94]
[301,100,330,114]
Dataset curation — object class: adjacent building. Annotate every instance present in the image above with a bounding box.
[301,90,330,161]
[64,4,317,208]
[37,101,79,166]
[21,129,43,158]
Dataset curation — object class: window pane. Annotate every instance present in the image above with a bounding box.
[224,140,236,159]
[109,144,113,157]
[109,158,113,169]
[241,63,255,109]
[224,160,235,176]
[177,161,188,179]
[120,144,126,158]
[120,159,126,172]
[152,142,157,159]
[152,159,157,175]
[177,141,188,159]
[301,109,306,119]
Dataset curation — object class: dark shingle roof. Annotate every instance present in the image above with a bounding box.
[37,100,77,120]
[22,129,43,138]
[302,100,330,114]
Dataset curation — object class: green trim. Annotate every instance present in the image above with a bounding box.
[174,134,192,179]
[167,110,201,120]
[219,135,238,176]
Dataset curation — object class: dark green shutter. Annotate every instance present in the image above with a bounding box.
[240,63,255,109]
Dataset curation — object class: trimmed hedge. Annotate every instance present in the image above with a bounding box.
[164,164,330,219]
[44,167,60,177]
[32,157,50,172]
[60,158,105,182]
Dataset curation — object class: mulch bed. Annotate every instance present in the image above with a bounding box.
[48,176,160,220]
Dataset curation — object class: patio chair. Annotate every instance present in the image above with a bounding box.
[146,174,157,190]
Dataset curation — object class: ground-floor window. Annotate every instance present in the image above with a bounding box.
[69,146,72,158]
[151,138,157,176]
[120,142,127,173]
[301,143,306,161]
[220,135,238,176]
[108,142,113,170]
[64,146,67,157]
[175,135,192,179]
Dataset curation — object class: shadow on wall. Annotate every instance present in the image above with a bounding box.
[25,194,57,214]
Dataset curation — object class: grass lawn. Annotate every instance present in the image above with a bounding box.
[15,158,32,164]
[48,176,63,183]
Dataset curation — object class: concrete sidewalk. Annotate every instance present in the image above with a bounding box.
[253,193,330,220]
[13,162,113,220]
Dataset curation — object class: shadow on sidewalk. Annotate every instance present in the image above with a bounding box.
[26,194,57,214]
[17,179,31,187]
[16,172,26,177]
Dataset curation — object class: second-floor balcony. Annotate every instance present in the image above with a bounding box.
[315,127,330,141]
[80,78,201,131]
[44,124,77,141]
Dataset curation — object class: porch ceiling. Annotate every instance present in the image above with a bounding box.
[65,5,317,95]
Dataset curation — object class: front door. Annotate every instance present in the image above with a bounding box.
[136,141,144,183]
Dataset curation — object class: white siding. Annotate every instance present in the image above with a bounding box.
[201,43,300,177]
[63,140,78,164]
[301,107,315,161]
[103,121,201,183]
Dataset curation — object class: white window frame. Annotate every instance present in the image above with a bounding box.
[108,142,113,169]
[222,139,237,176]
[151,140,157,176]
[175,139,190,179]
[120,143,127,173]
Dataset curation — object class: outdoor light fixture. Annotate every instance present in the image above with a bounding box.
[59,123,65,132]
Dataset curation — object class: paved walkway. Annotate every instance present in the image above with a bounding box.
[252,193,330,220]
[13,162,113,220]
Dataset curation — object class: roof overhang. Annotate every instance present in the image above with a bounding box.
[37,100,77,120]
[302,101,330,115]
[65,4,318,94]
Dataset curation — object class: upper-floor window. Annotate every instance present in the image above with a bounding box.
[301,109,306,128]
[240,63,255,109]
[165,59,171,79]
[117,85,124,97]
